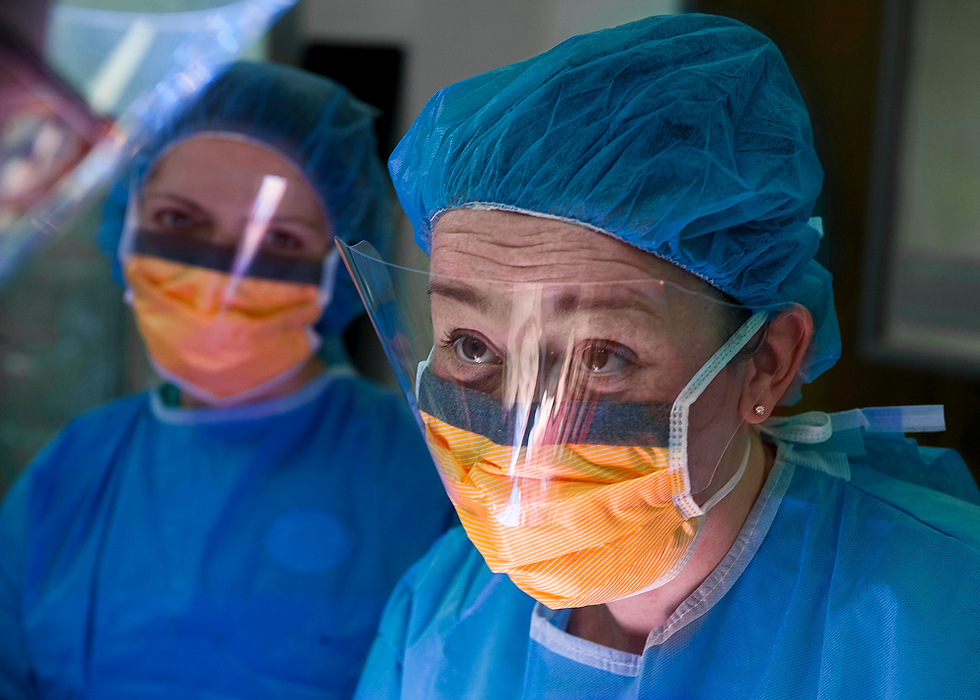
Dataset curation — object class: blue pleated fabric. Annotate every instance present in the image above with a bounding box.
[388,13,840,399]
[0,371,454,699]
[355,410,980,699]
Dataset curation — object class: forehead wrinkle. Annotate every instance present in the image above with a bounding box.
[428,279,492,315]
[434,232,656,283]
[431,208,715,289]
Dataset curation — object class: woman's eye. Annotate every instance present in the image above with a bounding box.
[154,208,198,232]
[580,341,631,374]
[454,334,500,365]
[264,228,304,252]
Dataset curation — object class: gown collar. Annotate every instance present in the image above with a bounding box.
[149,365,355,425]
[529,441,795,668]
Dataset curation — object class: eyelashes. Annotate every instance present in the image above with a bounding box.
[439,329,638,380]
[146,206,314,256]
[442,330,502,366]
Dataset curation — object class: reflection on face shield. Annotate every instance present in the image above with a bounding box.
[119,137,339,406]
[0,33,105,229]
[339,239,776,608]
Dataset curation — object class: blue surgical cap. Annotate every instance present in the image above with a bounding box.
[389,13,841,398]
[98,60,392,336]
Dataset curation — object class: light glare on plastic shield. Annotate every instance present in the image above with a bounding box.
[337,238,771,532]
[0,0,296,291]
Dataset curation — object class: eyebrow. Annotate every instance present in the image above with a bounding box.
[428,279,490,314]
[141,191,207,217]
[429,279,667,320]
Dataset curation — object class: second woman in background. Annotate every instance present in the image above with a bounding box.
[0,61,453,699]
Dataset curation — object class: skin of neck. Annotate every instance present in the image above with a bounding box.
[566,426,774,655]
[179,355,326,408]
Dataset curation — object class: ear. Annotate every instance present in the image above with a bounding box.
[737,304,813,424]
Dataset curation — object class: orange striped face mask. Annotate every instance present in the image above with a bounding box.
[418,371,695,609]
[414,310,765,610]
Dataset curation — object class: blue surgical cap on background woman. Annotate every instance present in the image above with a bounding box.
[389,13,840,400]
[99,60,392,336]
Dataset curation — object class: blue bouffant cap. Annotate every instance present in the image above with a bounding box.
[389,13,840,399]
[98,60,392,335]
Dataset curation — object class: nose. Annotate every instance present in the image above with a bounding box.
[181,266,229,313]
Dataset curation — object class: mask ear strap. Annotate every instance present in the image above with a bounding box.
[670,310,769,519]
[415,347,435,402]
[700,438,751,512]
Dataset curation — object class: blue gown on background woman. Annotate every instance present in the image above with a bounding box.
[0,62,454,699]
[1,371,451,698]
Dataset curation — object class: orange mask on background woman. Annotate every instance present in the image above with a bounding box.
[124,253,332,404]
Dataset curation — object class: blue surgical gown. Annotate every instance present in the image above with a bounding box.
[0,370,454,699]
[355,409,980,699]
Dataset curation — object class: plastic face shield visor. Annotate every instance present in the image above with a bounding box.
[119,137,338,296]
[337,238,784,529]
[118,142,338,405]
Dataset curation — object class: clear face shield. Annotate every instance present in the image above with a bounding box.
[118,135,338,406]
[338,238,786,609]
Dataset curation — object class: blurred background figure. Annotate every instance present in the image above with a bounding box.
[0,61,452,698]
[0,0,297,485]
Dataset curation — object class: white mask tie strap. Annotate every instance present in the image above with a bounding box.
[670,310,769,519]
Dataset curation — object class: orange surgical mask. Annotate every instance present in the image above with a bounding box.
[124,254,326,405]
[417,367,750,610]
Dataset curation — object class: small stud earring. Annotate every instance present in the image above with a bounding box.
[754,405,766,416]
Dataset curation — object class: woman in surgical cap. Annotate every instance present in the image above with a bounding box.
[342,14,980,700]
[0,62,452,699]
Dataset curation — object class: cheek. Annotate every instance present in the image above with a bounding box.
[621,331,719,404]
[685,369,746,492]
